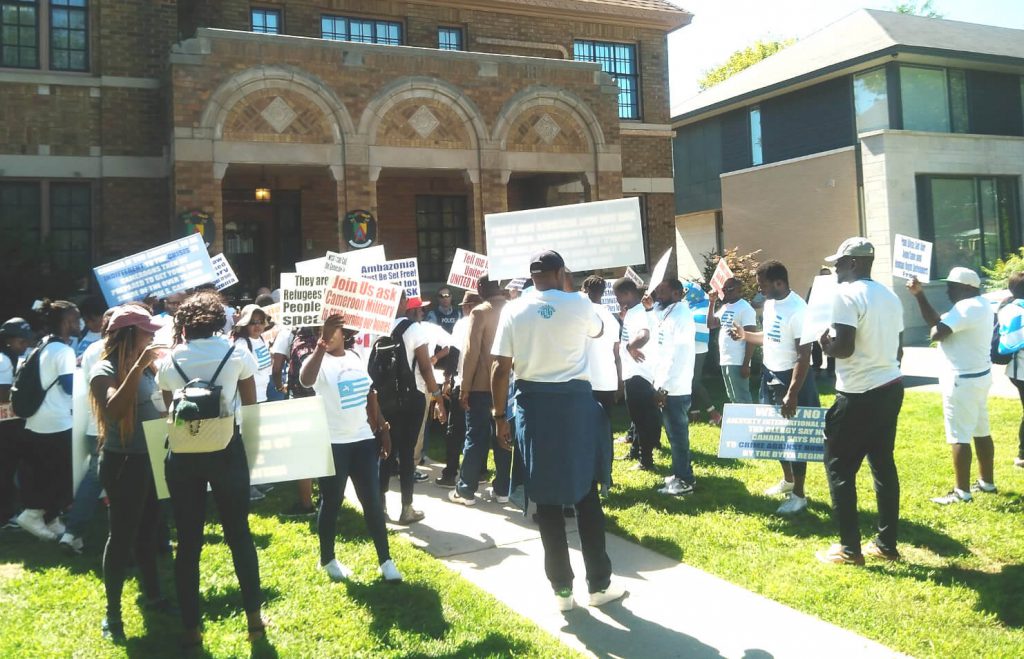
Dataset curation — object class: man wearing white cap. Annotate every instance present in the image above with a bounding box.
[816,237,905,565]
[908,266,996,504]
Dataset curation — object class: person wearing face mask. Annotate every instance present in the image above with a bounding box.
[707,277,756,404]
[0,318,34,528]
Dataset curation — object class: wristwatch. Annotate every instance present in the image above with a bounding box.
[430,386,443,399]
[491,409,507,420]
[657,388,668,397]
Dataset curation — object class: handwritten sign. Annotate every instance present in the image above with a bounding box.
[709,259,735,296]
[447,249,489,290]
[601,281,620,314]
[892,234,932,282]
[94,233,216,305]
[143,397,336,499]
[800,274,838,345]
[324,245,386,275]
[648,247,673,291]
[280,273,330,327]
[359,258,421,301]
[211,253,239,291]
[625,267,644,289]
[321,274,402,335]
[717,404,827,463]
[484,198,645,279]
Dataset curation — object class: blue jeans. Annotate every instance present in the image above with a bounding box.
[662,395,693,483]
[457,391,511,499]
[65,434,102,537]
[318,439,390,565]
[721,366,753,404]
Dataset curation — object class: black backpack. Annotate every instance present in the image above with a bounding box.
[368,319,417,422]
[10,336,60,419]
[991,310,1017,366]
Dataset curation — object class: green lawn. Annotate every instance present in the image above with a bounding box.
[0,492,576,658]
[602,385,1024,658]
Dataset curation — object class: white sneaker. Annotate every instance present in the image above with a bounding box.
[970,479,997,494]
[58,533,84,555]
[764,479,794,497]
[448,489,476,506]
[379,559,403,582]
[588,581,626,607]
[555,588,575,612]
[1014,457,1024,469]
[776,494,808,515]
[322,559,353,582]
[487,487,510,504]
[931,489,972,505]
[658,478,694,496]
[46,518,66,537]
[16,509,56,541]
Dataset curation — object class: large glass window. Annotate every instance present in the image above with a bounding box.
[416,196,468,282]
[321,15,402,45]
[251,8,280,34]
[438,26,462,51]
[0,182,41,249]
[900,66,949,132]
[920,175,1021,274]
[949,69,969,133]
[1,0,38,69]
[49,0,86,71]
[749,107,763,166]
[573,40,640,120]
[49,183,90,273]
[853,67,889,134]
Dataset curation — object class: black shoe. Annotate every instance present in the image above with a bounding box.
[281,503,316,517]
[434,475,457,488]
[102,617,126,642]
[413,471,429,483]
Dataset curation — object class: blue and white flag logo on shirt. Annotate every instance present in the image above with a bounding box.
[338,375,372,410]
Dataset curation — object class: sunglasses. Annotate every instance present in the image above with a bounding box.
[440,294,451,298]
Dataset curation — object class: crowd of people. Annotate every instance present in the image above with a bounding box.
[0,237,1022,644]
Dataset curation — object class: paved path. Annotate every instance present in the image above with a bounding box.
[901,346,1018,398]
[385,468,901,659]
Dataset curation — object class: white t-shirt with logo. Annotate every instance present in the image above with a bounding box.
[25,341,76,434]
[619,304,655,383]
[939,296,994,375]
[716,299,756,366]
[156,337,258,423]
[832,279,904,394]
[234,336,272,402]
[307,350,374,444]
[762,292,808,373]
[586,303,620,392]
[493,289,602,383]
[653,302,695,396]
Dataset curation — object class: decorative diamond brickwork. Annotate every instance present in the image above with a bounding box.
[407,105,440,139]
[534,113,561,144]
[260,97,297,133]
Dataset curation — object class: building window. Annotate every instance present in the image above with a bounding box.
[0,181,41,249]
[749,107,763,166]
[251,8,280,34]
[900,65,949,133]
[49,182,90,273]
[573,40,640,120]
[949,69,969,133]
[321,15,402,45]
[416,195,468,281]
[1,0,38,69]
[853,67,888,134]
[919,175,1021,275]
[50,0,86,71]
[438,26,462,51]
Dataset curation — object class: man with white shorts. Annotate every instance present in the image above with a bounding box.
[907,267,996,504]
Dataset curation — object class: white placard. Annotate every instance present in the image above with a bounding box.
[505,278,528,291]
[93,233,217,306]
[143,397,336,500]
[709,259,734,296]
[892,234,932,282]
[601,281,620,314]
[625,267,645,288]
[648,247,673,291]
[324,245,386,275]
[260,302,281,324]
[447,249,489,290]
[280,273,331,327]
[484,198,645,279]
[211,254,239,291]
[359,258,421,301]
[295,256,327,275]
[321,274,403,336]
[800,274,838,345]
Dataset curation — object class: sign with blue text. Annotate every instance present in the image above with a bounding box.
[717,404,827,463]
[94,233,216,306]
[892,234,932,282]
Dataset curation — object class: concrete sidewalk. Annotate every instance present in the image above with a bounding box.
[385,466,901,659]
[901,346,1018,398]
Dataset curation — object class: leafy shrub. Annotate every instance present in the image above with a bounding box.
[700,247,762,300]
[982,247,1024,291]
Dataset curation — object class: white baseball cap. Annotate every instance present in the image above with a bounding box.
[944,266,981,289]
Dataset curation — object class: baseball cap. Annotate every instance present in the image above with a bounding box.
[529,250,565,274]
[0,317,34,341]
[107,307,163,334]
[406,297,431,310]
[823,237,875,263]
[944,266,981,288]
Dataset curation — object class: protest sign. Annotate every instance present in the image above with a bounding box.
[709,259,735,296]
[800,273,838,345]
[144,397,336,500]
[261,302,282,326]
[648,247,673,291]
[321,274,402,335]
[94,233,216,306]
[892,234,933,282]
[601,281,620,314]
[447,249,489,290]
[717,404,827,463]
[484,198,645,279]
[359,257,421,301]
[211,253,239,291]
[324,245,386,275]
[295,256,327,275]
[625,267,644,288]
[505,278,528,291]
[279,273,330,327]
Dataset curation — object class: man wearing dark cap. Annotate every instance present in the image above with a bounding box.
[491,250,624,612]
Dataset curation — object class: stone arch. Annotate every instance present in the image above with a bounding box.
[358,77,487,150]
[491,87,606,152]
[200,65,355,142]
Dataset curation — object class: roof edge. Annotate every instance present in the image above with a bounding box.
[442,0,693,31]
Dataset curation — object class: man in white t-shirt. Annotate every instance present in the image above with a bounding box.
[908,267,996,504]
[708,277,756,404]
[581,276,621,488]
[816,237,904,565]
[612,277,662,470]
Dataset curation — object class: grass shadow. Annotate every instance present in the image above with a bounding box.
[886,562,1024,629]
[343,578,450,643]
[406,632,535,658]
[202,531,273,551]
[199,586,282,623]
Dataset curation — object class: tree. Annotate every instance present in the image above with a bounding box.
[894,1,943,18]
[697,39,795,91]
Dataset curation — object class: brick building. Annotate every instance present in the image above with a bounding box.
[0,0,688,309]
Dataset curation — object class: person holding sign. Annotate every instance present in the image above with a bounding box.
[299,315,402,583]
[907,268,996,504]
[708,278,756,404]
[816,237,904,565]
[729,262,819,515]
[612,277,662,470]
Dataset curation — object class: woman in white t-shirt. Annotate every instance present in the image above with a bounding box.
[299,315,401,583]
[230,304,273,403]
[0,317,33,526]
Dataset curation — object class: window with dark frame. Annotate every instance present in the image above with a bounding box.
[49,0,87,71]
[1,0,39,69]
[415,195,469,282]
[0,181,41,249]
[49,182,90,273]
[573,40,640,120]
[321,15,402,45]
[250,7,281,34]
[438,26,462,51]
